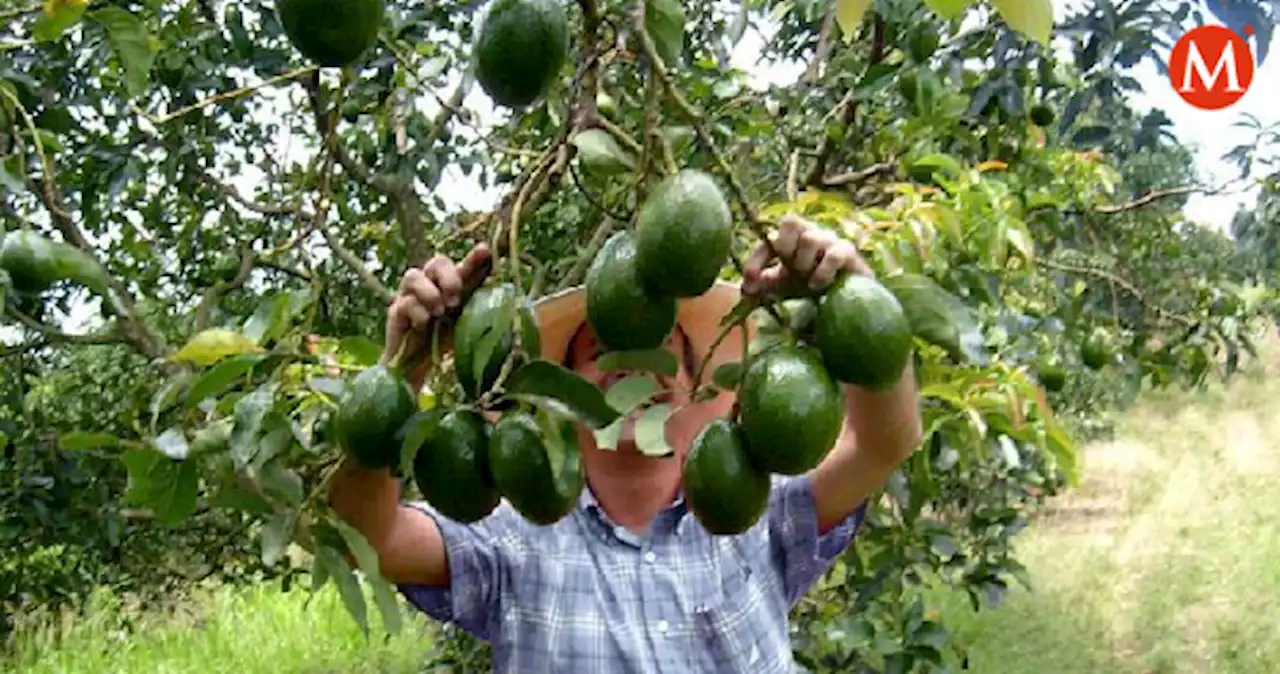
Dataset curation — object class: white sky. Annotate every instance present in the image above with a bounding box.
[22,0,1280,338]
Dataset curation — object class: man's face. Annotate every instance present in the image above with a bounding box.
[564,322,699,454]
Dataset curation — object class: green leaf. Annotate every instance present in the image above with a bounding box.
[59,431,121,451]
[712,362,743,390]
[259,461,305,505]
[397,409,440,472]
[242,295,291,344]
[334,520,404,636]
[209,483,273,515]
[645,0,686,67]
[307,377,346,398]
[228,383,277,468]
[0,163,24,194]
[911,153,965,179]
[33,0,89,42]
[924,0,972,19]
[592,419,623,450]
[316,545,369,637]
[634,403,674,457]
[470,296,517,393]
[571,129,636,175]
[170,329,264,366]
[89,7,157,97]
[989,0,1053,47]
[186,354,262,406]
[153,427,189,460]
[505,360,620,430]
[150,371,195,428]
[835,0,873,44]
[597,348,677,377]
[339,337,383,366]
[261,511,296,567]
[603,375,660,414]
[121,449,199,526]
[882,274,988,365]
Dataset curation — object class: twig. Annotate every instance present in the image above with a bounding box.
[787,150,800,203]
[1094,184,1218,214]
[823,162,896,187]
[6,308,123,345]
[1037,258,1194,327]
[146,67,318,125]
[801,2,839,84]
[558,216,615,291]
[193,243,257,331]
[320,228,394,303]
[692,304,756,390]
[597,116,644,156]
[804,17,886,187]
[569,161,631,221]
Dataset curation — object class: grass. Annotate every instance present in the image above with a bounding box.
[4,581,433,674]
[930,342,1280,674]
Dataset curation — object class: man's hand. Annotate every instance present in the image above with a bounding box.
[741,213,872,298]
[383,243,492,390]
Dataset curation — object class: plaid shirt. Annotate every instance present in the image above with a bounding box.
[397,474,866,673]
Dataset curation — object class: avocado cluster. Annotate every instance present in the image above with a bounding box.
[578,167,915,536]
[276,0,569,111]
[333,282,585,527]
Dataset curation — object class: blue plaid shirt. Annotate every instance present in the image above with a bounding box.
[397,474,866,673]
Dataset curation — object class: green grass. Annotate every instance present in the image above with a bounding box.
[930,354,1280,674]
[4,581,433,674]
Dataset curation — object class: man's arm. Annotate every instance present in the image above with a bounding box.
[742,214,923,535]
[327,245,493,587]
[809,365,922,534]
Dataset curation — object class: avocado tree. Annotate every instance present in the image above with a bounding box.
[0,0,1274,669]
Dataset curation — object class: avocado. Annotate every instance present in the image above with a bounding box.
[634,169,733,298]
[332,364,418,469]
[276,0,385,68]
[488,411,584,526]
[585,231,678,352]
[411,408,502,523]
[473,0,569,107]
[813,273,913,390]
[737,345,845,475]
[682,418,771,535]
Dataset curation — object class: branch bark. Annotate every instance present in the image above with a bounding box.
[558,216,615,291]
[1094,184,1215,214]
[822,161,896,187]
[1036,258,1195,327]
[6,308,125,345]
[801,2,839,84]
[193,242,257,331]
[321,228,395,303]
[804,17,886,188]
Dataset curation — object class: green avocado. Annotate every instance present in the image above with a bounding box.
[473,0,569,107]
[1035,359,1067,392]
[1080,328,1112,370]
[488,411,584,526]
[634,169,733,298]
[682,418,771,535]
[813,273,913,390]
[453,283,542,402]
[276,0,385,68]
[585,231,678,352]
[0,230,109,295]
[332,364,418,469]
[412,408,502,523]
[737,345,845,476]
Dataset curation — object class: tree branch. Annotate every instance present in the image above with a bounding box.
[1037,258,1195,327]
[801,2,839,84]
[596,116,644,156]
[1094,184,1215,214]
[804,17,886,187]
[822,161,896,187]
[193,242,257,331]
[142,67,318,125]
[6,308,125,345]
[558,216,615,291]
[321,228,394,303]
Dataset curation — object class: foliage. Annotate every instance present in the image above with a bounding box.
[0,0,1275,672]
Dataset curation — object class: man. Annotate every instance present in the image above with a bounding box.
[329,214,923,673]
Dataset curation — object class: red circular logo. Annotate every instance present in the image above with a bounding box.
[1169,25,1255,110]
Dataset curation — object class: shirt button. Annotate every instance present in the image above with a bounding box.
[644,551,657,563]
[656,620,669,633]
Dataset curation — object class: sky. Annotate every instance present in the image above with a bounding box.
[20,0,1280,339]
